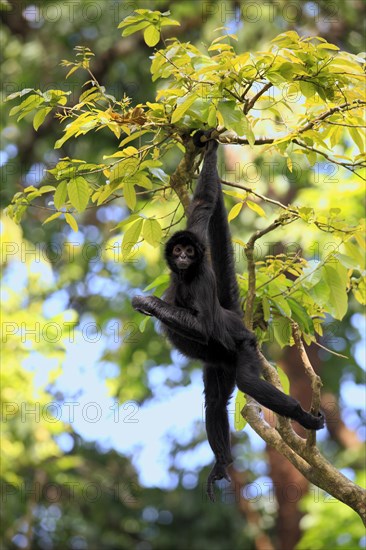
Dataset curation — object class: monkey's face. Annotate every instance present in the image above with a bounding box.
[172,243,196,270]
[165,230,204,275]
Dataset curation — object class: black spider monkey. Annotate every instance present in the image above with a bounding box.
[132,131,324,501]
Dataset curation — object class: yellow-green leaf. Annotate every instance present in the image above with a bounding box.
[286,156,293,172]
[228,202,242,222]
[33,107,52,131]
[317,42,339,50]
[124,180,136,210]
[54,180,68,209]
[144,273,170,292]
[262,295,270,321]
[277,366,290,395]
[349,127,365,153]
[123,218,143,258]
[353,277,366,305]
[65,213,78,232]
[143,219,162,247]
[234,390,247,431]
[246,200,266,217]
[43,212,62,225]
[38,185,56,194]
[171,94,197,124]
[139,316,150,333]
[68,177,90,212]
[323,264,348,320]
[143,25,160,47]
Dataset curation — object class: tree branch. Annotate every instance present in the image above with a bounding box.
[244,82,273,114]
[169,136,198,213]
[242,347,366,524]
[242,397,366,524]
[244,217,295,329]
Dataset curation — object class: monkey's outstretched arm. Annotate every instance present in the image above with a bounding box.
[132,295,209,343]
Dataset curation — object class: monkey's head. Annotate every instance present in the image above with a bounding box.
[165,231,205,275]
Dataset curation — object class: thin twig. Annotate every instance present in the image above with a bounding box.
[314,341,348,359]
[244,217,295,329]
[291,323,322,447]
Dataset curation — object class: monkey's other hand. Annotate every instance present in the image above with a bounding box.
[131,295,155,316]
[207,462,231,502]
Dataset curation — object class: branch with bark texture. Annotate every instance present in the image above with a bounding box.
[242,391,366,524]
[169,136,198,213]
[292,323,323,448]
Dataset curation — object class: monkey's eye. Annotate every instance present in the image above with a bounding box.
[173,245,182,256]
[186,246,195,257]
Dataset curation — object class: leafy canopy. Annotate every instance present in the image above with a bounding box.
[5,9,366,363]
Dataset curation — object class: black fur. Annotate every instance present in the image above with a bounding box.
[132,133,325,501]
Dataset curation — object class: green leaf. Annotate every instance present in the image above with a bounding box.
[344,241,365,270]
[271,295,291,317]
[121,21,150,37]
[42,212,62,225]
[287,298,314,335]
[54,180,68,209]
[139,316,151,333]
[317,42,339,50]
[113,213,140,230]
[323,263,348,320]
[262,296,271,321]
[65,213,78,232]
[349,127,365,153]
[38,185,56,194]
[217,101,254,143]
[272,317,291,348]
[277,366,290,394]
[228,202,242,222]
[171,94,198,124]
[143,219,162,247]
[234,391,247,431]
[352,277,366,305]
[300,81,317,98]
[309,277,330,307]
[33,107,52,130]
[144,273,170,292]
[300,260,323,289]
[9,94,43,117]
[122,218,143,258]
[143,25,160,47]
[124,180,136,210]
[67,177,90,212]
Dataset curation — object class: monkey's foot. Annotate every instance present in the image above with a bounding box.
[301,411,325,430]
[206,462,231,502]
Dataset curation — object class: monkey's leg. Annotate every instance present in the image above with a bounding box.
[236,345,324,430]
[203,364,236,502]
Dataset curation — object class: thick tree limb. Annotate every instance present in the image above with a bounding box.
[242,350,366,524]
[242,397,366,524]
